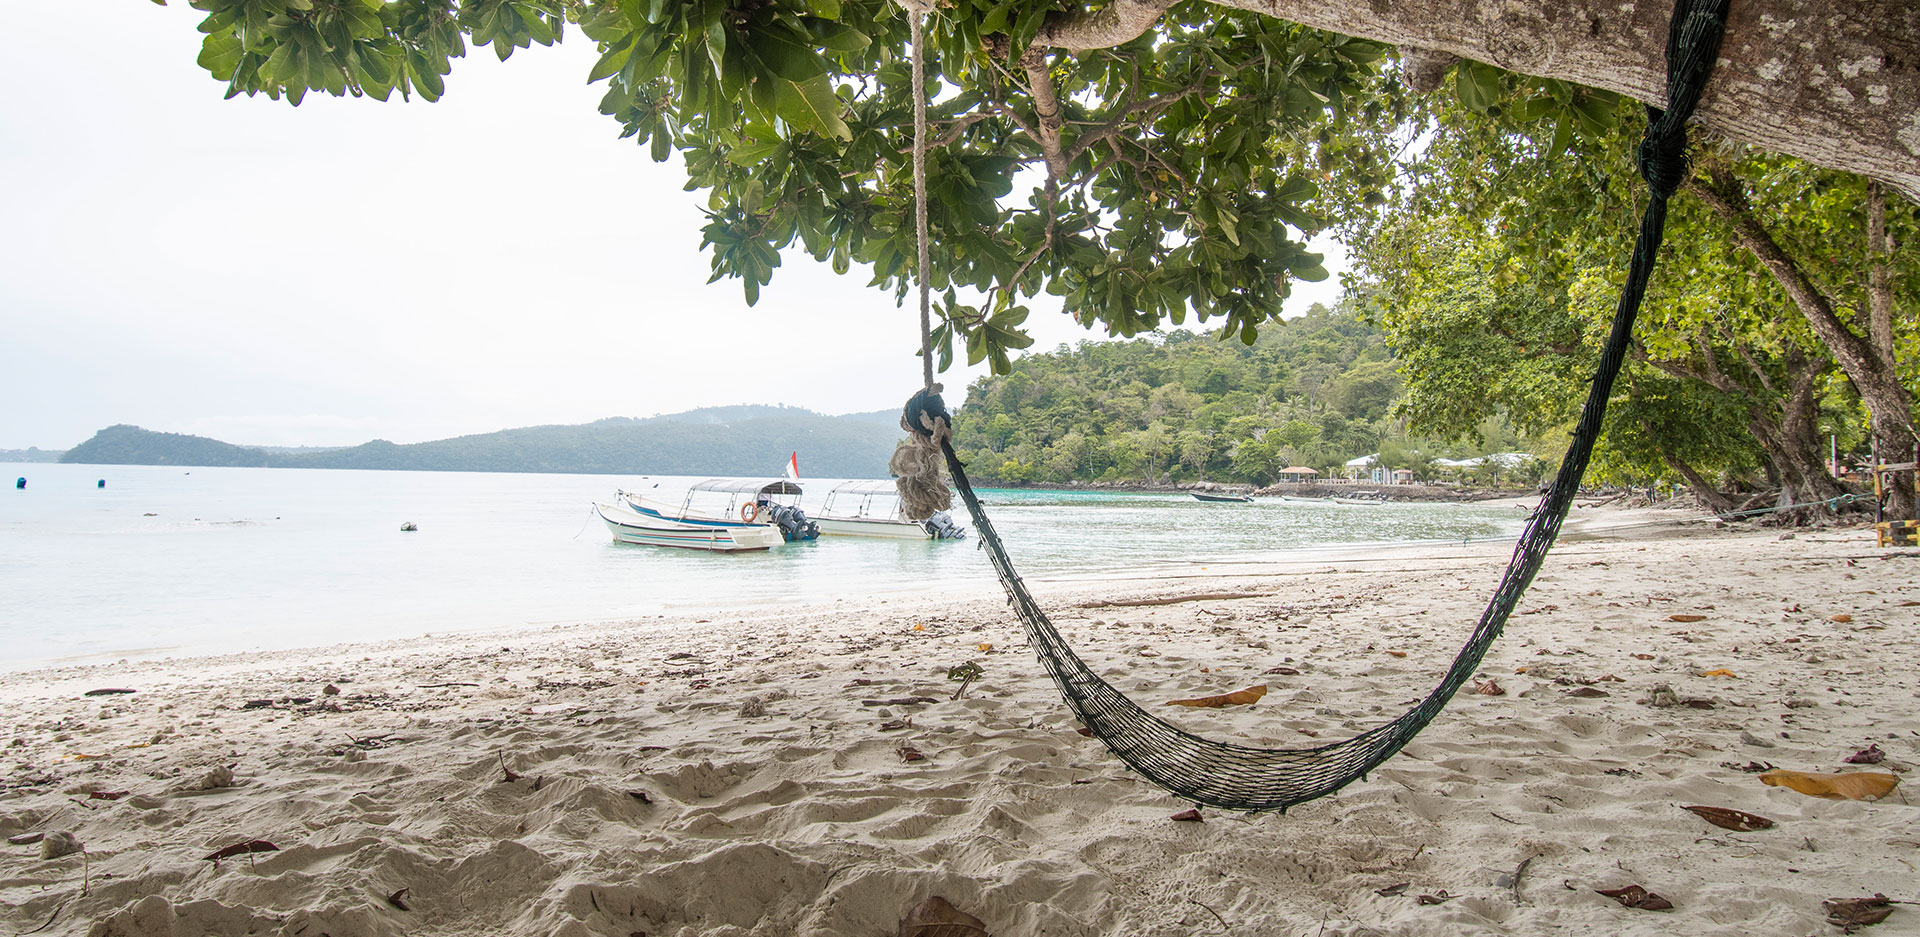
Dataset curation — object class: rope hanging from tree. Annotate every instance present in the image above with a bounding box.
[889,0,957,523]
[895,0,1730,812]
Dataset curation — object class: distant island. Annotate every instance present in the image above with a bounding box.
[59,406,904,478]
[0,448,66,463]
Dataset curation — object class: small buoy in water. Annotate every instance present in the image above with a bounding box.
[97,479,106,488]
[14,477,23,489]
[400,522,418,532]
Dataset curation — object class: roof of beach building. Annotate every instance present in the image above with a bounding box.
[1277,466,1320,475]
[1435,452,1536,469]
[1344,453,1379,467]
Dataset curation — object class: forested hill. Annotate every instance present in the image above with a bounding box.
[950,305,1408,485]
[60,407,901,477]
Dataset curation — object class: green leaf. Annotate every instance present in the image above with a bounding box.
[587,37,633,83]
[775,74,850,140]
[728,138,784,165]
[1455,60,1503,113]
[751,28,828,82]
[811,22,869,54]
[197,31,244,79]
[1568,92,1618,136]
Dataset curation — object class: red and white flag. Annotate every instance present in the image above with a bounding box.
[784,452,799,481]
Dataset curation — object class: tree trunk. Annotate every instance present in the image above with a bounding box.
[1866,183,1918,521]
[1039,0,1920,201]
[1690,165,1918,520]
[1656,446,1737,514]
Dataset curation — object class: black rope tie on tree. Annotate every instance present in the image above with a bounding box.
[914,0,1727,812]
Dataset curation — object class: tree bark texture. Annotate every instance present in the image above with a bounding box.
[1041,0,1920,201]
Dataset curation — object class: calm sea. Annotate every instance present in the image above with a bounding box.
[0,462,1523,670]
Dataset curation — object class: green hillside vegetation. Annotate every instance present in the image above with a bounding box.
[950,303,1555,486]
[60,407,902,478]
[63,425,272,468]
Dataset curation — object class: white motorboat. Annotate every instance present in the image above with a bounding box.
[810,480,967,540]
[621,478,819,541]
[593,502,785,552]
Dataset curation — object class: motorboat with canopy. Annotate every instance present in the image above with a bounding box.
[620,478,820,542]
[811,479,967,539]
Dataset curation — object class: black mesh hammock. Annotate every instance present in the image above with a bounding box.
[894,0,1732,813]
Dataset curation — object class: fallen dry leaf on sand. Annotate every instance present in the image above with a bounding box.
[898,896,990,937]
[1168,685,1267,708]
[1758,769,1899,801]
[1829,614,1853,623]
[1565,687,1610,698]
[1169,808,1203,822]
[1682,805,1775,832]
[1384,650,1407,658]
[897,745,926,763]
[1844,744,1887,765]
[1263,666,1299,676]
[1825,895,1894,933]
[203,840,278,863]
[1632,653,1655,660]
[1416,891,1455,905]
[1473,679,1505,696]
[1375,883,1410,897]
[1667,614,1706,622]
[1698,669,1737,678]
[1596,884,1674,911]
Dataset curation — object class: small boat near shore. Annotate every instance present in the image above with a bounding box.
[812,480,967,539]
[1191,492,1254,503]
[593,503,785,552]
[1278,494,1334,504]
[622,478,819,542]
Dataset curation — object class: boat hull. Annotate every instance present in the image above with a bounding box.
[1191,493,1253,503]
[812,515,932,539]
[594,504,783,552]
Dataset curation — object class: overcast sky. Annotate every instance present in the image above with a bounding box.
[0,5,1346,449]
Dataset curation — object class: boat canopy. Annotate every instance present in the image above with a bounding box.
[822,479,900,497]
[686,478,803,496]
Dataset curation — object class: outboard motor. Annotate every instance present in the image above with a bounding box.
[923,511,968,540]
[764,503,820,542]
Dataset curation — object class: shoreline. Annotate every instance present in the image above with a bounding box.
[3,519,1915,936]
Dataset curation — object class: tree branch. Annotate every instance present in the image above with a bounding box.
[1866,181,1898,371]
[1063,74,1213,166]
[1036,0,1180,52]
[1020,48,1071,176]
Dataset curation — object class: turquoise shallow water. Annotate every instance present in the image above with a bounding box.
[0,463,1523,670]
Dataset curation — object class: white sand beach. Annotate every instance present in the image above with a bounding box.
[3,514,1917,936]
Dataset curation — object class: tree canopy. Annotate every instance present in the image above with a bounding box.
[175,0,1915,378]
[1349,62,1916,511]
